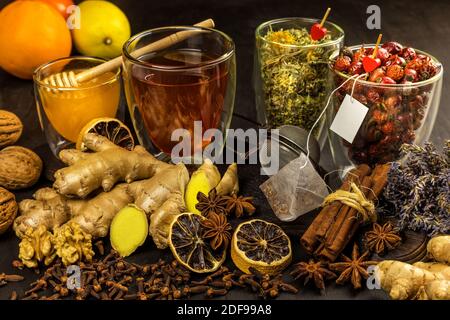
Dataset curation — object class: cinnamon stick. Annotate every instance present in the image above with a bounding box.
[318,176,373,261]
[318,164,390,261]
[300,164,371,253]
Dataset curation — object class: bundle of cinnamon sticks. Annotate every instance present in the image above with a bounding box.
[300,163,390,261]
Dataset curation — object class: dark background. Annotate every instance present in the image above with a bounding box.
[0,0,449,300]
[0,0,449,151]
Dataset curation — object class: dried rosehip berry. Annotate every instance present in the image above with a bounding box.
[372,109,388,123]
[386,65,404,81]
[381,122,394,134]
[386,55,406,68]
[406,58,423,71]
[376,47,390,63]
[334,55,352,72]
[416,54,427,60]
[419,59,439,80]
[368,67,385,82]
[408,95,424,110]
[401,47,417,61]
[383,94,402,108]
[366,88,381,104]
[381,76,396,85]
[348,61,364,75]
[396,112,413,126]
[403,68,417,82]
[382,41,403,54]
[353,47,366,62]
[354,93,368,105]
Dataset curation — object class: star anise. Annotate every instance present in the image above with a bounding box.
[329,243,378,290]
[365,222,402,255]
[290,259,336,290]
[224,194,256,218]
[195,189,228,217]
[200,212,232,251]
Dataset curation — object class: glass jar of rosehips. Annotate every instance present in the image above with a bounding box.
[328,43,443,170]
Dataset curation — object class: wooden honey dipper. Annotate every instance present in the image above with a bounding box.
[42,18,215,90]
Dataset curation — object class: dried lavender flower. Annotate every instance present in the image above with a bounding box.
[378,141,449,236]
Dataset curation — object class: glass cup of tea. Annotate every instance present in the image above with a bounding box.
[122,26,236,162]
[33,56,122,157]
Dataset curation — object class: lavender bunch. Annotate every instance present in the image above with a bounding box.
[379,141,449,236]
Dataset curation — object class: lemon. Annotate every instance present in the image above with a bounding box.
[231,219,292,275]
[169,212,226,273]
[72,1,131,59]
[77,117,134,151]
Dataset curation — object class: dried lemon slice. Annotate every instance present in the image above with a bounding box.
[231,219,292,275]
[76,117,134,151]
[169,212,226,273]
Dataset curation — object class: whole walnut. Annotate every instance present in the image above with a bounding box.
[0,110,23,148]
[0,186,18,235]
[0,146,42,190]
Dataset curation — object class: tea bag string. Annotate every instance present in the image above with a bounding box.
[300,72,368,170]
[322,182,377,223]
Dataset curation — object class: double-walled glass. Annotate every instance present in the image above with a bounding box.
[33,57,121,157]
[328,45,443,170]
[254,17,344,142]
[123,26,236,162]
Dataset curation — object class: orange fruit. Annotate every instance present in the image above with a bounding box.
[0,1,72,79]
[30,0,74,19]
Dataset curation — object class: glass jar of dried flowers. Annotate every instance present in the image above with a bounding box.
[253,17,344,142]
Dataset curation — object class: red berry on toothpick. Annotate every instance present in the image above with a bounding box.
[310,8,331,41]
[362,56,381,73]
[363,34,383,73]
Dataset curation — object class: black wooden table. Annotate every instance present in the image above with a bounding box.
[0,0,449,300]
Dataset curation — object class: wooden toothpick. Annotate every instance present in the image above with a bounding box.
[372,33,383,58]
[320,8,332,27]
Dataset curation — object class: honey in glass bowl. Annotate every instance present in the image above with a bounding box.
[34,57,122,157]
[38,71,120,142]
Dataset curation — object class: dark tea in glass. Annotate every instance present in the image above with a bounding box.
[123,27,236,161]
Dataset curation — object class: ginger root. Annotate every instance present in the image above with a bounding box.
[427,235,450,264]
[377,252,450,300]
[110,205,148,257]
[14,188,80,238]
[376,260,444,300]
[185,159,221,214]
[15,133,190,264]
[421,280,450,300]
[413,262,450,279]
[54,133,170,197]
[216,162,239,196]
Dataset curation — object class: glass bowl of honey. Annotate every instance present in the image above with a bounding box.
[123,26,236,162]
[33,56,122,157]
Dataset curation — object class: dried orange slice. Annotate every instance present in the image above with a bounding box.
[168,212,226,273]
[76,117,134,151]
[231,219,292,275]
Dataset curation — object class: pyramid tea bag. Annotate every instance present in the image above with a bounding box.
[260,153,329,222]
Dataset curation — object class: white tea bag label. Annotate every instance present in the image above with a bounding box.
[330,94,369,143]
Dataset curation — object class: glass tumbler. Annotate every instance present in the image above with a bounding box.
[328,45,443,171]
[254,17,344,142]
[33,57,121,157]
[122,26,236,162]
